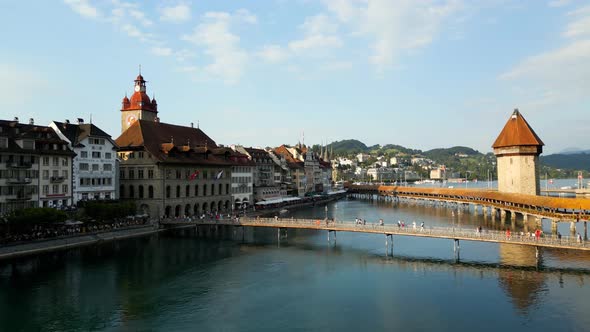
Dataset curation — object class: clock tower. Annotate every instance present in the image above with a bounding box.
[120,72,158,133]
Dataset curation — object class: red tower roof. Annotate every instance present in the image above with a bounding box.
[121,73,157,113]
[492,109,544,149]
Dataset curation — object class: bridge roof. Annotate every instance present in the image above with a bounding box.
[492,109,544,149]
[355,185,590,211]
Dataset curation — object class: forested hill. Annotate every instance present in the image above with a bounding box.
[540,153,590,171]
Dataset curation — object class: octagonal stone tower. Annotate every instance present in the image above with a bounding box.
[492,109,544,196]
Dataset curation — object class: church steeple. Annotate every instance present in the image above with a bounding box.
[120,69,158,133]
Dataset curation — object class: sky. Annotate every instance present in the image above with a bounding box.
[0,0,589,154]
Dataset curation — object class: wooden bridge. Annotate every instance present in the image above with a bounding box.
[348,185,590,233]
[161,217,590,259]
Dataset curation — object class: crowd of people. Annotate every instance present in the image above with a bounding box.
[0,217,149,245]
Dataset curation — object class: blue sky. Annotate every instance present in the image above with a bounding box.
[1,0,589,154]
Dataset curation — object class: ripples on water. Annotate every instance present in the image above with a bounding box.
[1,198,590,331]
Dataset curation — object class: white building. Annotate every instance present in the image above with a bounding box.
[356,153,371,163]
[51,119,118,203]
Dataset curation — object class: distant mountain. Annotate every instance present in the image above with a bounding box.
[541,153,590,171]
[558,148,590,155]
[326,139,368,154]
[423,146,482,160]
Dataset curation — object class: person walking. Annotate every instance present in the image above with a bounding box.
[420,222,425,231]
[506,228,511,240]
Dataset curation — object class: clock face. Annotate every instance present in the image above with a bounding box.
[126,114,137,126]
[134,85,140,92]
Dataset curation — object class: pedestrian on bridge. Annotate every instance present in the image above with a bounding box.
[506,228,511,240]
[397,220,401,228]
[420,222,425,231]
[557,232,562,243]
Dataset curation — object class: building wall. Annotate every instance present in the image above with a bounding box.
[231,165,253,209]
[0,153,39,214]
[39,154,73,208]
[495,146,540,195]
[72,137,117,202]
[118,150,232,218]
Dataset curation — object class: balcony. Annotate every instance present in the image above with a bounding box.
[7,161,32,169]
[6,193,33,201]
[7,178,32,184]
[50,176,66,183]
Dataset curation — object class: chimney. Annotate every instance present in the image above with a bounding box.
[65,119,70,124]
[191,122,194,128]
[29,118,34,125]
[13,116,19,123]
[77,118,84,124]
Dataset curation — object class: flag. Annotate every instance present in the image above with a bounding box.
[189,170,199,181]
[215,170,224,180]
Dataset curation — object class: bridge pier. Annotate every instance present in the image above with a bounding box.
[328,230,336,244]
[385,234,393,256]
[551,220,558,235]
[571,221,577,236]
[500,209,507,222]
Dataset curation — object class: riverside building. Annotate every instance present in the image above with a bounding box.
[115,73,232,218]
[0,118,75,214]
[50,119,118,203]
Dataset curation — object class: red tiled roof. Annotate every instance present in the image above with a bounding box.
[115,120,228,165]
[492,109,544,149]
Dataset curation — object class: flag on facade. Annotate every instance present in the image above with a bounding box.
[215,170,224,180]
[189,170,200,181]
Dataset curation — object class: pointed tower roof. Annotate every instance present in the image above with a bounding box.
[492,109,544,149]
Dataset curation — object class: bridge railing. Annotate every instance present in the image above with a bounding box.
[240,217,590,249]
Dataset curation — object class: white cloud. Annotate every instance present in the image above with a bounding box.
[235,8,258,24]
[160,3,192,23]
[288,14,342,54]
[549,0,571,7]
[322,0,462,70]
[500,6,590,109]
[121,24,141,37]
[129,9,153,27]
[63,0,100,19]
[182,10,255,84]
[564,6,590,38]
[152,47,173,56]
[257,45,289,63]
[289,35,342,52]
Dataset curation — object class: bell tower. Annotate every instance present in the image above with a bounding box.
[493,109,544,195]
[120,70,158,133]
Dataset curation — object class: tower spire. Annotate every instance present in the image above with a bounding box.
[139,64,141,75]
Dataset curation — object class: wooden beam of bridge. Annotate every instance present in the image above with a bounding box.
[162,217,590,252]
[349,185,590,221]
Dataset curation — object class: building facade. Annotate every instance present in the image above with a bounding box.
[116,73,232,218]
[51,119,118,203]
[0,118,74,214]
[493,109,543,196]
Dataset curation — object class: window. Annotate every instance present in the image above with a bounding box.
[80,151,88,158]
[176,185,180,198]
[120,169,125,179]
[80,163,89,171]
[0,138,7,148]
[43,157,49,166]
[186,185,190,197]
[176,170,181,179]
[128,169,134,179]
[203,171,208,179]
[148,185,154,198]
[139,185,144,198]
[219,183,222,195]
[52,185,58,194]
[138,169,144,179]
[52,170,58,177]
[226,184,229,195]
[43,185,49,194]
[203,184,207,196]
[62,170,68,178]
[92,164,99,171]
[53,157,59,166]
[120,185,125,198]
[92,152,101,158]
[148,169,154,179]
[211,185,214,196]
[43,170,49,179]
[129,185,134,198]
[166,186,171,198]
[104,164,112,171]
[62,158,68,166]
[194,185,199,196]
[138,152,144,158]
[105,152,111,159]
[62,184,68,194]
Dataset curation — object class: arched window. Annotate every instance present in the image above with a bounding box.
[176,185,180,198]
[166,185,171,198]
[148,185,154,198]
[138,185,144,198]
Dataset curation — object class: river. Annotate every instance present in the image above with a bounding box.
[1,198,590,331]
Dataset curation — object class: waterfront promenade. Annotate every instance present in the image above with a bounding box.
[162,217,590,253]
